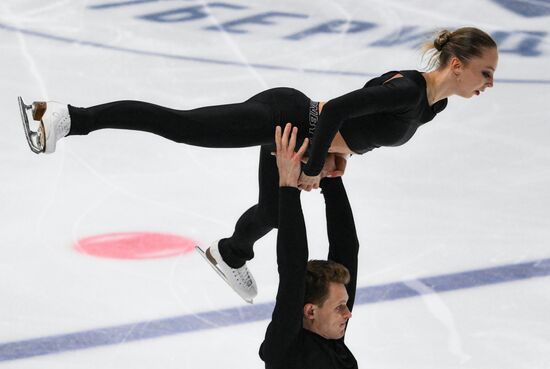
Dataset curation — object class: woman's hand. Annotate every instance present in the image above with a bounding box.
[298,172,321,191]
[275,123,309,188]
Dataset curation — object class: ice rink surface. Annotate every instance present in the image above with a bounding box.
[1,0,550,368]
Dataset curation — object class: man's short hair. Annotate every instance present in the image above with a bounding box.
[304,260,350,306]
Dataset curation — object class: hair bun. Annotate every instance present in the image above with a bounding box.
[434,30,452,51]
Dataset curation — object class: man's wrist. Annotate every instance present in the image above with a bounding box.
[279,180,298,188]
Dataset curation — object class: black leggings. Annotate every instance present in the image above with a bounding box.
[68,87,312,268]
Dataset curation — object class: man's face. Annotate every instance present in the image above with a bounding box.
[307,282,352,339]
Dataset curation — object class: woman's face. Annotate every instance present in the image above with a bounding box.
[455,47,499,98]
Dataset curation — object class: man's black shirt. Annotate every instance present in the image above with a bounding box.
[259,178,359,369]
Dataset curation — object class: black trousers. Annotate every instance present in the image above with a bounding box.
[68,88,312,268]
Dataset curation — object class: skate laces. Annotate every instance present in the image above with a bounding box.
[231,266,254,288]
[49,107,71,138]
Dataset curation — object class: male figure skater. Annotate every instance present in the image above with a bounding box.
[260,123,359,368]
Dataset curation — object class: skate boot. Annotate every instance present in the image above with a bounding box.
[18,96,71,154]
[196,241,257,304]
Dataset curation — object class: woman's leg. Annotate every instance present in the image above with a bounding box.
[67,88,311,269]
[66,87,312,149]
[212,88,312,268]
[67,97,277,148]
[218,145,279,268]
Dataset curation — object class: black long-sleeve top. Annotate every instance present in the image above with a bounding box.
[259,177,359,369]
[303,70,448,176]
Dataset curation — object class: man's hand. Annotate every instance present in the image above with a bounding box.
[319,153,348,178]
[275,123,309,188]
[298,153,349,191]
[328,153,348,178]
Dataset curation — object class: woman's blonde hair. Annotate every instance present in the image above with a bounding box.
[423,27,497,70]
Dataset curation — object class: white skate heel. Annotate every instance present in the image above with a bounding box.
[18,96,71,154]
[196,241,257,304]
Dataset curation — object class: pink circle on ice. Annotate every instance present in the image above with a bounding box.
[74,232,196,259]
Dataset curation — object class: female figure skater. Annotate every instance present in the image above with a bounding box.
[18,27,498,303]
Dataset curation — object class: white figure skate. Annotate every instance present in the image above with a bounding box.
[18,96,71,154]
[196,241,257,304]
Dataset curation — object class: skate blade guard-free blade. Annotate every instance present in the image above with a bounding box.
[17,96,44,154]
[195,245,253,304]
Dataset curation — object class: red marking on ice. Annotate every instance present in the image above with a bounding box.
[74,232,196,259]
